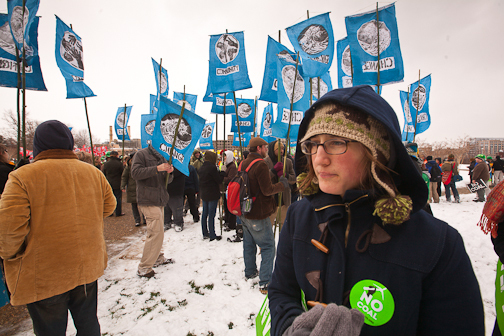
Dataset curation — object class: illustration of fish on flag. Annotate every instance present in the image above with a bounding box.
[408,74,432,136]
[141,113,156,148]
[173,92,197,112]
[400,90,414,142]
[152,58,169,99]
[208,31,252,94]
[311,71,333,101]
[336,37,353,88]
[271,53,310,142]
[259,36,295,103]
[0,14,46,90]
[199,122,215,150]
[55,16,95,98]
[233,132,251,148]
[231,98,255,133]
[114,106,132,141]
[151,96,205,176]
[259,103,276,143]
[7,0,40,63]
[286,12,334,78]
[345,3,404,87]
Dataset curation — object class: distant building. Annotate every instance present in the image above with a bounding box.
[469,138,504,158]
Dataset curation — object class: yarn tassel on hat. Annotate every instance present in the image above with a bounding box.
[373,195,413,225]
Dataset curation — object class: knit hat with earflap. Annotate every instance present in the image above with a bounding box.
[295,86,428,225]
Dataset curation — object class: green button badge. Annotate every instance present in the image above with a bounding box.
[349,279,395,326]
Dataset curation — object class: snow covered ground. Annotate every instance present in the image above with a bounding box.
[15,166,499,335]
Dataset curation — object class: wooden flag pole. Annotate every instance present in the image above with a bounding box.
[158,58,163,98]
[223,93,226,154]
[121,104,126,160]
[165,93,187,187]
[232,93,243,161]
[376,2,381,95]
[413,70,421,143]
[21,1,27,160]
[404,87,410,142]
[252,96,258,138]
[84,98,95,165]
[15,47,21,162]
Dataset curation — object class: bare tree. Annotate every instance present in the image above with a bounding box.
[72,129,101,148]
[1,109,40,150]
[417,136,471,164]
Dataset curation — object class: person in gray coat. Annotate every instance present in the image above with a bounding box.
[131,145,175,278]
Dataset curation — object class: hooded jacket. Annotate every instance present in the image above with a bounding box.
[269,86,484,336]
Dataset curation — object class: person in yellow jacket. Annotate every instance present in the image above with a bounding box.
[0,120,116,336]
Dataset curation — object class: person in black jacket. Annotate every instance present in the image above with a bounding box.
[494,156,504,185]
[425,155,442,203]
[269,86,484,336]
[103,150,124,216]
[184,163,200,223]
[164,168,185,232]
[198,151,225,241]
[0,144,14,196]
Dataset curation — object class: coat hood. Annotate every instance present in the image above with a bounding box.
[294,85,428,214]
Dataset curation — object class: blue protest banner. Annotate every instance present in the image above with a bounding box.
[400,90,414,142]
[345,3,404,87]
[231,98,255,133]
[55,16,95,98]
[151,96,206,176]
[286,12,334,78]
[409,74,432,135]
[311,71,333,101]
[7,0,40,62]
[232,132,251,148]
[114,106,132,141]
[173,92,197,112]
[336,37,353,89]
[0,14,46,90]
[208,31,252,94]
[199,122,215,150]
[152,58,169,99]
[141,114,156,149]
[259,103,276,143]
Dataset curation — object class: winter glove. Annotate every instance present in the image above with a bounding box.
[279,176,289,191]
[283,303,364,336]
[274,162,284,177]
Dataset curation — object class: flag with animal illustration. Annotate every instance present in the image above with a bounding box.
[345,3,404,86]
[272,54,310,141]
[152,58,169,99]
[259,103,276,143]
[7,0,40,62]
[231,98,255,133]
[0,14,46,90]
[114,106,132,141]
[151,96,205,176]
[286,12,334,78]
[141,113,156,148]
[208,31,252,94]
[173,92,197,112]
[259,36,295,103]
[199,122,215,150]
[336,37,353,88]
[311,71,333,101]
[400,90,414,142]
[55,15,95,98]
[232,132,251,148]
[408,74,431,136]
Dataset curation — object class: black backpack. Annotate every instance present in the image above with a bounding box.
[430,164,442,183]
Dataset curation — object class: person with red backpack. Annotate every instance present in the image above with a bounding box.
[239,137,289,294]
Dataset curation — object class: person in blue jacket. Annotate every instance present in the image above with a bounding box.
[269,86,484,336]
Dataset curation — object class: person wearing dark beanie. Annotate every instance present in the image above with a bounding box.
[32,120,74,158]
[0,120,116,335]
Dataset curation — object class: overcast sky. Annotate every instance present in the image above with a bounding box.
[0,0,502,145]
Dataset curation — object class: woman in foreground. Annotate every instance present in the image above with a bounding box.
[269,86,484,336]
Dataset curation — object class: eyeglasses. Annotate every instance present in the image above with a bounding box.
[300,138,358,155]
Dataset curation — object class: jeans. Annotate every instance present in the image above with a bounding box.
[240,216,275,286]
[113,189,122,215]
[202,200,218,239]
[26,281,100,336]
[444,179,459,201]
[164,195,184,227]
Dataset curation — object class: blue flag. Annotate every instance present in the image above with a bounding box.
[311,71,333,100]
[173,92,197,112]
[231,98,255,133]
[232,132,251,148]
[151,96,206,176]
[149,94,159,114]
[211,92,236,114]
[259,103,276,143]
[152,58,169,99]
[199,122,215,150]
[55,16,95,99]
[409,74,432,135]
[114,106,132,141]
[7,0,39,63]
[286,13,334,78]
[208,31,252,94]
[272,55,310,141]
[259,36,295,103]
[0,14,46,90]
[336,37,353,88]
[345,3,404,87]
[141,114,156,148]
[400,90,414,142]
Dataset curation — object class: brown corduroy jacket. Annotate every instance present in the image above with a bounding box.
[0,149,116,305]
